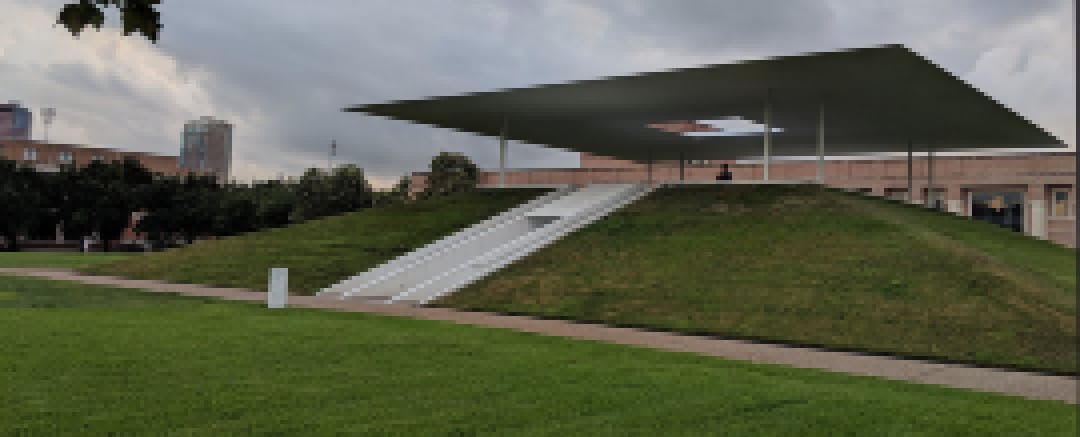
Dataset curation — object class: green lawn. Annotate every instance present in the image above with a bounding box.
[63,184,1079,373]
[0,251,133,269]
[436,184,1077,374]
[79,188,552,294]
[1,275,1074,435]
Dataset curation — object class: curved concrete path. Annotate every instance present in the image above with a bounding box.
[1,267,1075,404]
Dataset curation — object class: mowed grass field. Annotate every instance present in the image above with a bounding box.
[79,188,552,294]
[1,274,1075,435]
[435,185,1077,374]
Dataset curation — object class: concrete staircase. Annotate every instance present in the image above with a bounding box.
[317,183,656,305]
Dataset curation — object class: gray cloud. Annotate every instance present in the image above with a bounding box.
[4,0,1073,187]
[584,0,836,53]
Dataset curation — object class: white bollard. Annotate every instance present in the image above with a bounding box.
[268,267,288,309]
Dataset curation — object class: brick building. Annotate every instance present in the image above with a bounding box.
[411,150,1076,248]
[0,138,193,176]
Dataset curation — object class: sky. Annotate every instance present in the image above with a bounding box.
[1,0,1074,188]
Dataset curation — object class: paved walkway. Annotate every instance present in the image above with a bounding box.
[2,267,1075,404]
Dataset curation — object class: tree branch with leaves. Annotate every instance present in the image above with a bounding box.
[57,0,163,43]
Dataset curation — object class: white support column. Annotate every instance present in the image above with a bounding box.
[816,100,825,184]
[906,139,913,203]
[763,88,772,181]
[679,151,685,181]
[927,145,934,208]
[499,117,508,188]
[1030,199,1048,239]
[1027,185,1048,240]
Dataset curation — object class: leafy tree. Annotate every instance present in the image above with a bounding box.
[212,182,258,237]
[31,167,69,241]
[327,164,374,212]
[66,158,153,252]
[134,174,183,249]
[424,152,478,198]
[56,164,101,249]
[289,164,377,222]
[390,175,412,204]
[291,168,333,223]
[57,0,162,43]
[0,160,46,251]
[54,163,93,247]
[251,180,295,230]
[173,174,221,244]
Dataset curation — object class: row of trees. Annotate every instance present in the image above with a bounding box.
[0,151,479,252]
[0,159,405,252]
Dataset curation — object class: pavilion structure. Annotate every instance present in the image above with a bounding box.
[345,44,1065,206]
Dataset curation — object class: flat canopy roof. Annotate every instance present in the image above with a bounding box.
[345,44,1065,163]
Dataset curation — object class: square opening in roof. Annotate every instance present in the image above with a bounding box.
[646,116,783,137]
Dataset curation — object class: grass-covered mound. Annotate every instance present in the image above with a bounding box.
[1,274,1074,435]
[79,188,552,294]
[0,252,132,269]
[435,184,1077,374]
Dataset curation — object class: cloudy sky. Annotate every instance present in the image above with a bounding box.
[1,0,1074,188]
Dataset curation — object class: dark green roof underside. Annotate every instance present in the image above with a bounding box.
[345,45,1064,163]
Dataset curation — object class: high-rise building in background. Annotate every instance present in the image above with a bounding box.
[0,101,32,140]
[180,116,233,181]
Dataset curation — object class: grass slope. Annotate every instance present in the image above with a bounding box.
[435,184,1077,374]
[0,252,132,269]
[1,275,1074,435]
[79,189,552,294]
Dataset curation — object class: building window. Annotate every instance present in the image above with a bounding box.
[57,151,73,164]
[1052,190,1071,217]
[884,188,908,201]
[23,147,36,161]
[971,192,1025,233]
[91,155,105,163]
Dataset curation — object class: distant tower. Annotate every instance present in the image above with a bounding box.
[180,116,233,181]
[0,101,32,140]
[329,139,336,171]
[40,107,55,143]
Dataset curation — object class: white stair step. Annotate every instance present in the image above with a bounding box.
[327,184,653,305]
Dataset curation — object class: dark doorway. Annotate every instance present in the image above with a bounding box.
[970,192,1024,233]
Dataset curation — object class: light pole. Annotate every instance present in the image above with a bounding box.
[328,139,336,172]
[41,107,55,143]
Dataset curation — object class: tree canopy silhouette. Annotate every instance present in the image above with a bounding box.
[57,0,163,43]
[424,152,478,198]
